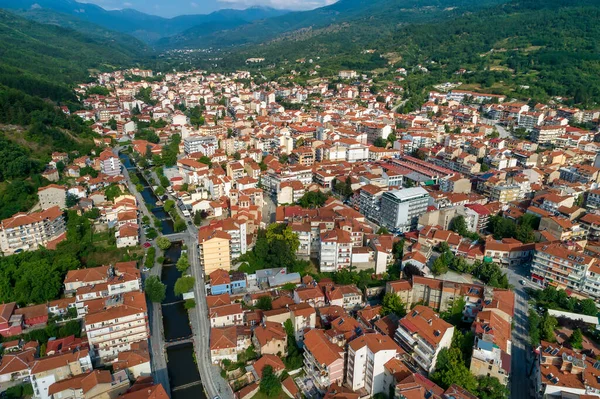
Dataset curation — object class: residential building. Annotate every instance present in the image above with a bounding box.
[38,185,67,210]
[198,229,232,275]
[303,329,345,392]
[112,341,151,380]
[346,333,403,396]
[29,349,93,399]
[83,292,148,362]
[252,321,287,356]
[380,187,430,232]
[319,229,353,272]
[98,149,120,177]
[46,370,130,399]
[288,303,316,346]
[0,206,66,255]
[394,305,454,373]
[209,303,244,328]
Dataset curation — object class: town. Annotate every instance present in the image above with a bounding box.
[1,65,600,399]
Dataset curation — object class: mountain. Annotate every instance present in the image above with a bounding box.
[0,0,290,42]
[156,0,508,49]
[0,8,148,101]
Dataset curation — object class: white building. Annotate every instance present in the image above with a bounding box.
[380,187,430,232]
[0,206,65,255]
[347,333,402,396]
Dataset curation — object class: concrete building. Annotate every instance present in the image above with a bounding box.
[303,329,345,392]
[319,228,353,272]
[83,292,148,362]
[98,149,120,177]
[29,350,93,399]
[198,229,232,275]
[38,185,67,210]
[380,187,429,233]
[183,135,218,156]
[0,206,65,255]
[346,333,403,396]
[394,305,454,373]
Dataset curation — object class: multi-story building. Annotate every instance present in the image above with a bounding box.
[84,292,148,362]
[37,185,67,210]
[319,229,353,272]
[98,149,120,176]
[346,333,402,396]
[488,185,520,204]
[288,303,316,346]
[198,229,232,275]
[530,242,596,295]
[0,206,65,255]
[303,329,345,392]
[380,187,429,232]
[530,126,566,145]
[394,305,454,373]
[209,303,244,328]
[183,135,218,155]
[29,350,93,399]
[359,184,385,223]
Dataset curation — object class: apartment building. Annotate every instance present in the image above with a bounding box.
[98,149,120,177]
[29,350,93,399]
[288,303,316,346]
[380,187,429,233]
[84,292,149,362]
[530,242,596,294]
[303,329,345,392]
[183,135,218,155]
[346,333,402,396]
[359,184,386,224]
[252,321,287,356]
[38,185,67,210]
[531,126,566,145]
[0,206,65,255]
[46,369,130,399]
[198,229,232,275]
[319,228,353,272]
[489,185,520,204]
[394,305,454,373]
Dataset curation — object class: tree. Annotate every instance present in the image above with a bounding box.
[541,313,558,342]
[570,328,583,349]
[176,253,189,272]
[259,365,282,396]
[145,276,166,303]
[579,299,598,316]
[441,296,466,325]
[104,185,122,202]
[156,237,171,250]
[377,226,390,234]
[174,276,195,296]
[298,191,329,208]
[373,137,387,148]
[431,256,448,276]
[475,376,509,399]
[381,292,406,317]
[449,215,468,236]
[184,299,196,309]
[256,295,273,311]
[65,193,79,208]
[163,200,175,213]
[431,347,478,392]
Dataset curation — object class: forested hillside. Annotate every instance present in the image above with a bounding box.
[157,0,506,49]
[219,0,600,106]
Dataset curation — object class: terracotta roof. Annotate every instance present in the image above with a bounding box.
[254,321,286,347]
[399,305,453,347]
[253,354,285,379]
[210,326,237,350]
[30,349,90,375]
[0,348,35,376]
[120,384,169,399]
[303,329,343,367]
[1,206,63,229]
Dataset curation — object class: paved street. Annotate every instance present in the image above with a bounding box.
[506,265,538,399]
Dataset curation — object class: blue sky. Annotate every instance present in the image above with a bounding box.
[79,0,337,17]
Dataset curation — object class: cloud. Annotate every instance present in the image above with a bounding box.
[190,1,198,6]
[216,0,337,10]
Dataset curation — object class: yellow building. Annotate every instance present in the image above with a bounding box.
[198,229,231,275]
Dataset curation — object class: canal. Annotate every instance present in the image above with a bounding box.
[120,152,205,399]
[162,243,206,399]
[118,153,174,234]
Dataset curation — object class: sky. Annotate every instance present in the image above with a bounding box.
[79,0,338,18]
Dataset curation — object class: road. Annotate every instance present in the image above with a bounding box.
[506,265,538,399]
[480,118,512,139]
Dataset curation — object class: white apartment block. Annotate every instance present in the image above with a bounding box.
[319,229,353,272]
[0,206,65,255]
[84,292,148,362]
[347,334,402,396]
[380,187,429,233]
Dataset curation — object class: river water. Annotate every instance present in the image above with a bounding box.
[118,153,174,234]
[120,153,205,399]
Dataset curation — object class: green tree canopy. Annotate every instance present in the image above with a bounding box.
[174,276,195,296]
[381,292,406,317]
[145,276,166,303]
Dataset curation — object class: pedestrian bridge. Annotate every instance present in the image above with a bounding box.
[172,380,203,392]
